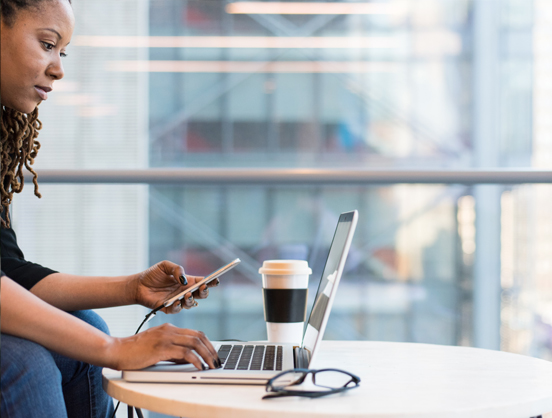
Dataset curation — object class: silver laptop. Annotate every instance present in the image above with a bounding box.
[123,210,358,385]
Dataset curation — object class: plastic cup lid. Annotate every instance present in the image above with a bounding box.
[258,260,312,275]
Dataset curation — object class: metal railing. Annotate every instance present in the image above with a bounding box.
[29,168,552,185]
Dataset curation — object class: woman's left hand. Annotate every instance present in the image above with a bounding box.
[132,260,219,314]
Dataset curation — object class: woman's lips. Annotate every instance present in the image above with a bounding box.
[34,86,51,101]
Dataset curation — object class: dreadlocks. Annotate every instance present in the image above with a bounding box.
[0,107,42,227]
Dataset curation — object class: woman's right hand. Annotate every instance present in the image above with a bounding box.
[107,323,221,371]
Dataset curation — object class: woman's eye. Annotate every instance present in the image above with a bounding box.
[41,41,55,50]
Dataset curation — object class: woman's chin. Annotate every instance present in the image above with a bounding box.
[3,101,39,114]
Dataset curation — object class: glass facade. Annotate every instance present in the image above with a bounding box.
[10,5,552,416]
[147,0,473,168]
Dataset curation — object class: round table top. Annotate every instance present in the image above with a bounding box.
[103,341,552,418]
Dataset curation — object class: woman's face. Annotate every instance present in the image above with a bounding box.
[0,0,75,114]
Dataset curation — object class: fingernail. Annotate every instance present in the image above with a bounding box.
[179,275,188,286]
[187,295,193,301]
[202,363,208,371]
[217,358,222,368]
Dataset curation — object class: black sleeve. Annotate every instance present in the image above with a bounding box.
[0,215,58,290]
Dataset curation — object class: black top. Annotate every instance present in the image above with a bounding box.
[0,211,57,290]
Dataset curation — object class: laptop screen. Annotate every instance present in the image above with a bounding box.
[302,211,357,361]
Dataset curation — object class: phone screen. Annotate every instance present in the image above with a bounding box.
[163,258,241,307]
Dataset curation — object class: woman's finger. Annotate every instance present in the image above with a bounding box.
[163,332,217,369]
[182,292,195,309]
[169,262,187,286]
[195,284,209,300]
[168,347,206,371]
[156,260,182,278]
[206,278,220,288]
[173,329,219,364]
[181,350,205,371]
[161,299,183,314]
[172,300,183,313]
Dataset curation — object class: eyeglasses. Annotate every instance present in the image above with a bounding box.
[263,368,361,399]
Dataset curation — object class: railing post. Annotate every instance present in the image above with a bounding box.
[472,0,502,350]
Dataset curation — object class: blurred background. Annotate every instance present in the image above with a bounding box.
[11,1,552,414]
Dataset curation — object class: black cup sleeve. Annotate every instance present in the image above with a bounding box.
[263,288,308,323]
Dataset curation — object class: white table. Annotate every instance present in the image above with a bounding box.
[103,341,552,418]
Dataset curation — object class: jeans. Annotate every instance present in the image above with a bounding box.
[1,310,115,418]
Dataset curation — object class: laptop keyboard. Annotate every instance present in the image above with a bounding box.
[218,345,283,371]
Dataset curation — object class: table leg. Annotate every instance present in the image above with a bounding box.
[126,405,145,418]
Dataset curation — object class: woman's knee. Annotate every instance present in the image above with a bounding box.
[1,335,68,418]
[68,310,110,335]
[1,334,62,388]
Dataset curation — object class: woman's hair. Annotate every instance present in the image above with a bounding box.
[1,107,43,227]
[0,0,72,227]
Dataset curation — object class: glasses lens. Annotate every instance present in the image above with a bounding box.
[271,371,308,390]
[312,370,354,389]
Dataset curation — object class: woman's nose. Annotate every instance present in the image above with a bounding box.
[47,56,65,80]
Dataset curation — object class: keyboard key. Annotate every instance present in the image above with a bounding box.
[217,345,232,365]
[263,345,276,370]
[224,345,244,370]
[237,345,254,370]
[249,346,265,370]
[276,346,283,371]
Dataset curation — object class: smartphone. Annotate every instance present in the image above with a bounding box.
[163,258,241,307]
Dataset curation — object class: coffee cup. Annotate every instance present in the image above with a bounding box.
[259,260,311,345]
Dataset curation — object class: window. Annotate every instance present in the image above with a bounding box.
[13,1,552,384]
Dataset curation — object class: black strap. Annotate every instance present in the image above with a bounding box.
[263,289,308,323]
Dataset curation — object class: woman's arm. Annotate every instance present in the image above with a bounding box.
[29,271,139,310]
[0,276,220,371]
[29,261,216,313]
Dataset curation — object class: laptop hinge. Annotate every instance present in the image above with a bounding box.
[293,346,311,369]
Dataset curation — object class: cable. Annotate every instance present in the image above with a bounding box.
[109,303,164,418]
[135,303,164,334]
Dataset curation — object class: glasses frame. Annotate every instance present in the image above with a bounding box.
[263,368,361,399]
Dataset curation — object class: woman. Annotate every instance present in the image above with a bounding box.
[0,1,221,417]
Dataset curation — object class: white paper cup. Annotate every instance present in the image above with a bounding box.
[259,260,311,345]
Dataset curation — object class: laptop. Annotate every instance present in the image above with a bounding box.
[123,210,358,385]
